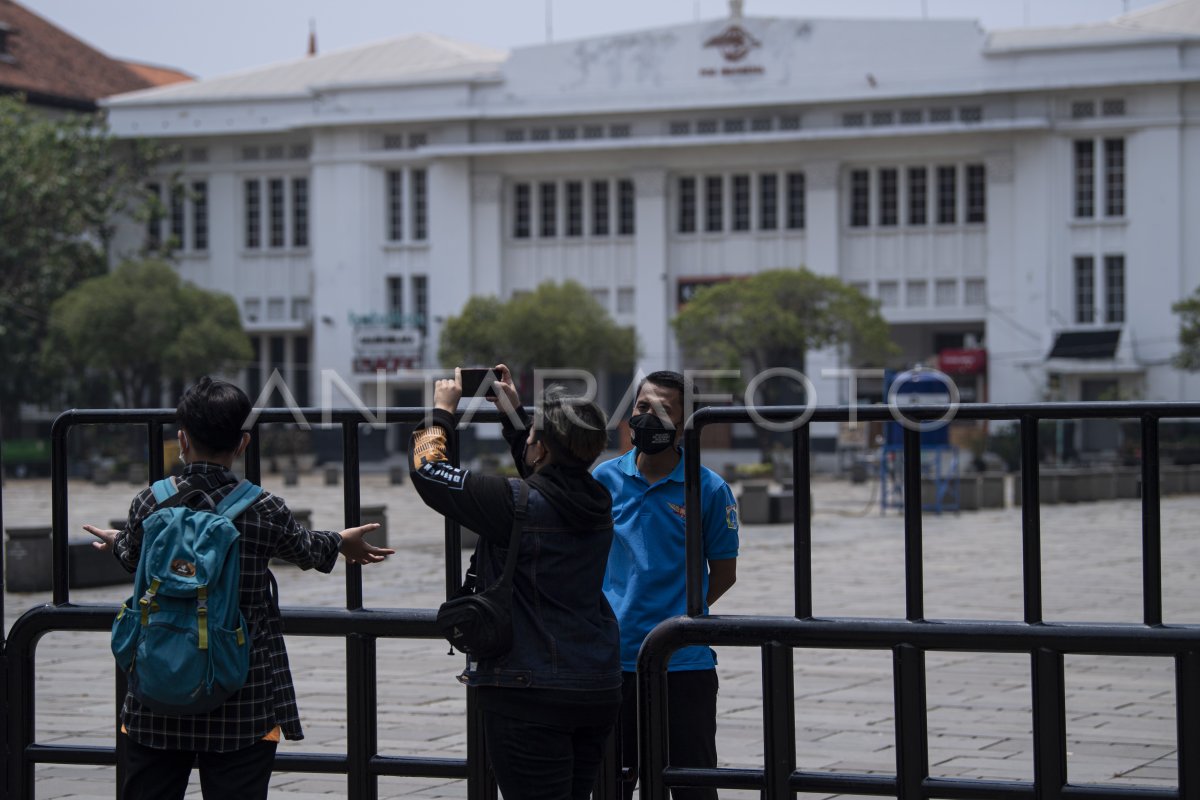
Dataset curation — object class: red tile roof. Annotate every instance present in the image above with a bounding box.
[120,60,194,88]
[0,0,188,109]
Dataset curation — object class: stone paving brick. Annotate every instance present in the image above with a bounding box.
[5,474,1199,797]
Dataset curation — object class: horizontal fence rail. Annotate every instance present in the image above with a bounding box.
[5,406,532,800]
[661,402,1200,800]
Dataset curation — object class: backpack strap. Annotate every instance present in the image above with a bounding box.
[150,478,178,503]
[491,481,530,594]
[216,480,262,521]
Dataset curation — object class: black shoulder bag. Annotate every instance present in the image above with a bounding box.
[436,481,530,660]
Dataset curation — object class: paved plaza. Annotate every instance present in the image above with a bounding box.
[3,467,1197,799]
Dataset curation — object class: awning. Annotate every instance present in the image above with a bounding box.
[1047,329,1120,360]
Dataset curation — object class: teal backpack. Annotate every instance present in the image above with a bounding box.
[111,476,259,715]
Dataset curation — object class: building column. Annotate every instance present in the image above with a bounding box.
[804,159,841,277]
[983,152,1016,403]
[427,157,473,370]
[631,168,670,371]
[471,173,504,299]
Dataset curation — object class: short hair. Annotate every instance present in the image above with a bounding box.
[636,370,690,413]
[539,385,609,468]
[176,377,252,455]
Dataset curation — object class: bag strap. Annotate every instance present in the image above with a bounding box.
[150,477,217,513]
[490,481,530,594]
[216,479,262,520]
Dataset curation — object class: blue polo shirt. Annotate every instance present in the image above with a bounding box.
[594,448,739,672]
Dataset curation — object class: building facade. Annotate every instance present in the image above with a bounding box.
[104,0,1200,453]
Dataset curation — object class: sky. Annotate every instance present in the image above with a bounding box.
[20,0,1165,80]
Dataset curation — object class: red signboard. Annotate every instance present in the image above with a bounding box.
[938,348,987,375]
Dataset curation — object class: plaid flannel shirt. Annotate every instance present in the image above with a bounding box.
[113,461,342,752]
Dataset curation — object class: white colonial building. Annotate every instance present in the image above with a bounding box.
[103,0,1200,453]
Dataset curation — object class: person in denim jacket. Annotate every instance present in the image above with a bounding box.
[409,365,621,800]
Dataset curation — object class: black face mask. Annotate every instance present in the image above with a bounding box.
[629,413,675,455]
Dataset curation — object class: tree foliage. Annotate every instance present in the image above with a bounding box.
[1173,288,1200,372]
[41,260,251,408]
[0,96,159,425]
[438,281,638,378]
[672,268,897,387]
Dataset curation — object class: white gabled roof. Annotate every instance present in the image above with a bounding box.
[987,0,1200,53]
[106,32,505,106]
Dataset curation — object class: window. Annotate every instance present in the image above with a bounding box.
[935,279,957,307]
[929,107,952,123]
[246,337,262,399]
[383,134,405,150]
[267,298,286,320]
[758,174,777,231]
[1104,139,1124,217]
[778,115,801,130]
[244,180,261,248]
[1105,255,1125,324]
[556,126,577,141]
[412,168,428,241]
[724,118,745,134]
[871,110,894,126]
[617,179,635,235]
[878,281,899,308]
[387,277,404,326]
[243,298,261,322]
[617,287,635,315]
[592,180,610,236]
[936,165,957,225]
[514,183,531,239]
[293,335,310,406]
[146,183,162,250]
[669,121,690,136]
[582,125,604,139]
[900,109,923,125]
[539,182,557,238]
[1074,140,1095,218]
[408,132,427,149]
[387,171,404,241]
[786,172,805,230]
[964,279,986,306]
[609,124,631,138]
[965,164,986,224]
[1101,98,1126,117]
[1071,100,1096,119]
[849,170,869,228]
[268,178,285,247]
[169,185,185,245]
[291,177,308,248]
[878,168,898,227]
[504,129,526,143]
[566,181,584,237]
[750,117,773,132]
[906,280,928,307]
[185,182,206,252]
[908,167,928,226]
[696,119,718,135]
[705,176,723,232]
[842,112,865,128]
[959,106,983,123]
[731,175,750,232]
[1074,256,1095,324]
[412,275,429,335]
[678,177,697,234]
[531,128,551,142]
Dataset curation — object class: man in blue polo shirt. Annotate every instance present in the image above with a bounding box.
[594,370,739,800]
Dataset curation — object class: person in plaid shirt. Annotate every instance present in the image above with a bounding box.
[86,377,393,800]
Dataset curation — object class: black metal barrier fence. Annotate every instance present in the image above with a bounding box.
[635,401,1200,800]
[3,406,547,800]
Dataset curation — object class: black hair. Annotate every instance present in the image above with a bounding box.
[635,370,690,417]
[176,376,252,455]
[539,386,609,468]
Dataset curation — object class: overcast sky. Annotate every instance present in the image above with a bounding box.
[21,0,1162,80]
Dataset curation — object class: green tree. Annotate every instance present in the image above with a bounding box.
[672,268,897,404]
[1173,288,1200,372]
[439,281,638,379]
[0,96,159,429]
[41,260,251,409]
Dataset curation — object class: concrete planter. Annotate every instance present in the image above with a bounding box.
[69,540,133,588]
[1162,467,1187,496]
[738,481,771,525]
[769,491,794,524]
[1114,467,1141,499]
[1057,471,1091,503]
[1185,465,1200,494]
[361,504,388,549]
[324,466,340,486]
[980,473,1006,508]
[1014,471,1062,507]
[6,526,52,593]
[389,465,407,486]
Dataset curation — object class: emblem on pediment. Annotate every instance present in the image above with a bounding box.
[704,25,761,63]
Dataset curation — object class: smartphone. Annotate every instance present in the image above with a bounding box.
[460,368,499,399]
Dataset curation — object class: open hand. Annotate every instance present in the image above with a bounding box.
[338,523,395,565]
[83,524,118,553]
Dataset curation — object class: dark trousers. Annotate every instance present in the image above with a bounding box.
[122,735,277,800]
[483,707,619,800]
[619,670,719,800]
